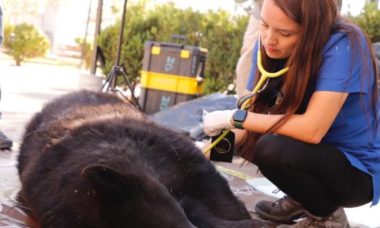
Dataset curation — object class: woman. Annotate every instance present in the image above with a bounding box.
[203,0,379,227]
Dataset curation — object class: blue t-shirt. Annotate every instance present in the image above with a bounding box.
[247,31,380,206]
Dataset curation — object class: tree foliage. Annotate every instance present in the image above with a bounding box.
[97,2,248,94]
[3,23,50,66]
[351,2,380,42]
[200,11,248,93]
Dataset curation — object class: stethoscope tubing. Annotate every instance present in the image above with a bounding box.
[203,37,289,155]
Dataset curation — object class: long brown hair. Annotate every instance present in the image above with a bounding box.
[239,0,379,162]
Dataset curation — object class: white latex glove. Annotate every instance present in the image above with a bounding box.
[202,109,236,136]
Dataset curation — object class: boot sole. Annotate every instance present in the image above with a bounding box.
[255,207,306,223]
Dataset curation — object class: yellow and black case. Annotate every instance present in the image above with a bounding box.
[139,41,207,114]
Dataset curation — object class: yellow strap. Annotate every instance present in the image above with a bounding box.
[215,165,254,180]
[140,71,202,95]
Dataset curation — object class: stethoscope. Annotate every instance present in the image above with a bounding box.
[203,37,289,155]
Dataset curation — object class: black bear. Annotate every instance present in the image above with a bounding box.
[17,90,265,228]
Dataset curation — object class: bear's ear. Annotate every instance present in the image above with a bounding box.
[81,164,143,204]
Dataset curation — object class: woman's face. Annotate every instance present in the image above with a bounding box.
[260,0,300,59]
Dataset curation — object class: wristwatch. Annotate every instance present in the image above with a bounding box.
[232,109,248,129]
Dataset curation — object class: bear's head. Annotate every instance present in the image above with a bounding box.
[79,164,196,228]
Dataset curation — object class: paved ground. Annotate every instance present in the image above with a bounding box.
[0,53,87,201]
[0,53,379,227]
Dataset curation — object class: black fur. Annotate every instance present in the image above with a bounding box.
[17,90,265,228]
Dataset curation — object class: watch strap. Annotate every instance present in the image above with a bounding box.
[234,121,244,129]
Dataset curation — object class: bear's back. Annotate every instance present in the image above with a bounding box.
[17,91,207,228]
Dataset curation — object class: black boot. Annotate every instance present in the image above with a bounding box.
[0,131,12,150]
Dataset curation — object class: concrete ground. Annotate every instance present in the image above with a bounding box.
[0,52,379,227]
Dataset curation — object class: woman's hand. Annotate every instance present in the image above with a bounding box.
[202,109,236,136]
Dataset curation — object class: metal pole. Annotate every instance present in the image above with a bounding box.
[90,0,103,75]
[115,0,128,66]
[80,0,93,69]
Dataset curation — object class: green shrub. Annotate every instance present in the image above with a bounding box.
[3,23,50,66]
[351,2,380,42]
[200,11,248,93]
[97,2,248,94]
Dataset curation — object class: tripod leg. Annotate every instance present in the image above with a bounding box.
[119,69,141,110]
[101,67,117,92]
[100,66,141,110]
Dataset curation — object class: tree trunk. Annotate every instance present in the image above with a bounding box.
[15,57,22,66]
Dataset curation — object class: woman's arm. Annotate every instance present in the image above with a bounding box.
[242,91,348,144]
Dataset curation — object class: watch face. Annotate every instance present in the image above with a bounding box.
[234,110,247,122]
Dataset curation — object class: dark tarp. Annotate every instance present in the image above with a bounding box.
[151,93,237,140]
